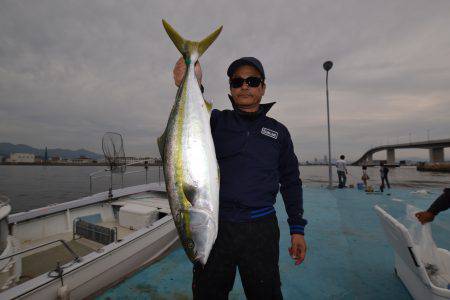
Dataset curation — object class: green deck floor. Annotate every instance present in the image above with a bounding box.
[97,186,450,299]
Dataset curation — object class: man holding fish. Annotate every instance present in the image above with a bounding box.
[172,56,307,299]
[162,20,306,300]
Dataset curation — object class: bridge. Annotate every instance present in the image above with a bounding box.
[352,138,450,166]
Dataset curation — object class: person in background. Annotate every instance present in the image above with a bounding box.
[415,188,450,224]
[379,162,390,191]
[361,165,369,191]
[336,155,347,188]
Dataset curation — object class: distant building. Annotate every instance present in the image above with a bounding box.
[117,157,159,165]
[51,156,61,162]
[71,156,93,164]
[8,153,35,163]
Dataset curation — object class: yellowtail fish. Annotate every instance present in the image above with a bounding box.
[158,20,222,265]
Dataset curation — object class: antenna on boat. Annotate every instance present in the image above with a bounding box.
[102,132,126,199]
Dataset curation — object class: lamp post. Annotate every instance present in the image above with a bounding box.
[323,60,333,189]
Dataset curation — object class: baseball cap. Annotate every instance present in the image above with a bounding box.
[227,57,265,79]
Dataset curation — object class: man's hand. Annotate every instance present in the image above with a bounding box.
[173,57,202,87]
[288,234,307,266]
[415,211,435,224]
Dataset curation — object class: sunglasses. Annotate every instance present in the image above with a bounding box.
[229,77,264,89]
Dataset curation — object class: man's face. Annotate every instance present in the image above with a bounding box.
[230,65,265,112]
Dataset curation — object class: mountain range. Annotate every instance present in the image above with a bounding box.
[0,143,103,160]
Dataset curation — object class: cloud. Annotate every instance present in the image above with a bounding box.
[1,0,450,161]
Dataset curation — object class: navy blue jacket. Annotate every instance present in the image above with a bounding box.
[211,101,307,235]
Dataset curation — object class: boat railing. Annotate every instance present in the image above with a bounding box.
[0,239,81,263]
[88,160,163,194]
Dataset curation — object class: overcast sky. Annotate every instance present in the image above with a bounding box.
[1,0,450,161]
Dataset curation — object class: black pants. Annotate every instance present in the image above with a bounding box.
[381,176,390,189]
[337,171,346,188]
[193,214,282,300]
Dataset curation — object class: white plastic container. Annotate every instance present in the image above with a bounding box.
[374,205,450,300]
[119,204,159,230]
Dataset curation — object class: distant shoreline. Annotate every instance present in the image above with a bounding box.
[0,162,162,167]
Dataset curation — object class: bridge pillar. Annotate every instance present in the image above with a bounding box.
[429,147,444,162]
[386,149,395,165]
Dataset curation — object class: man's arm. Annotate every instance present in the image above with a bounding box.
[428,188,450,215]
[278,127,307,265]
[416,188,450,224]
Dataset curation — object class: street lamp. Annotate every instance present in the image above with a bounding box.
[323,60,333,189]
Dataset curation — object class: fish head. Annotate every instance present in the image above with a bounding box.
[186,208,217,265]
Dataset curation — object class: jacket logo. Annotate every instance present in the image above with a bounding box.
[261,127,278,139]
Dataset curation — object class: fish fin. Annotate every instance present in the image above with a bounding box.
[162,19,222,60]
[204,98,213,113]
[157,131,166,161]
[182,182,198,206]
[217,165,220,182]
[162,20,187,57]
[197,25,223,58]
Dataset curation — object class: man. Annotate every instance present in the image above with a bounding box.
[173,57,307,299]
[379,162,390,191]
[415,188,450,224]
[335,155,347,188]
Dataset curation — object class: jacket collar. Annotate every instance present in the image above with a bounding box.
[228,94,276,116]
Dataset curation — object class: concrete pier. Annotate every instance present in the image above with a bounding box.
[386,149,395,165]
[429,147,445,163]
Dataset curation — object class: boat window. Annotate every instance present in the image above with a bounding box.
[0,218,8,253]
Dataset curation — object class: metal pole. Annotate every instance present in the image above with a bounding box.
[326,70,332,189]
[108,171,113,199]
[145,161,148,184]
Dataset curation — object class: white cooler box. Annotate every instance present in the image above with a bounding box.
[374,205,450,300]
[119,204,159,230]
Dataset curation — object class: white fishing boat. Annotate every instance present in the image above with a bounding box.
[0,182,177,299]
[0,133,178,299]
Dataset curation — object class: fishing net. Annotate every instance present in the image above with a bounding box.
[102,132,126,173]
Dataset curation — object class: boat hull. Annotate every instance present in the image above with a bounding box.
[1,184,178,300]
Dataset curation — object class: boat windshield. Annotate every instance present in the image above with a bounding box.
[0,218,7,254]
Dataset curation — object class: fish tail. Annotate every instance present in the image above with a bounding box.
[162,19,222,61]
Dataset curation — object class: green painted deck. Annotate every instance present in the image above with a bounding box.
[97,186,450,299]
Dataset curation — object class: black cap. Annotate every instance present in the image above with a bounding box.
[227,57,265,79]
